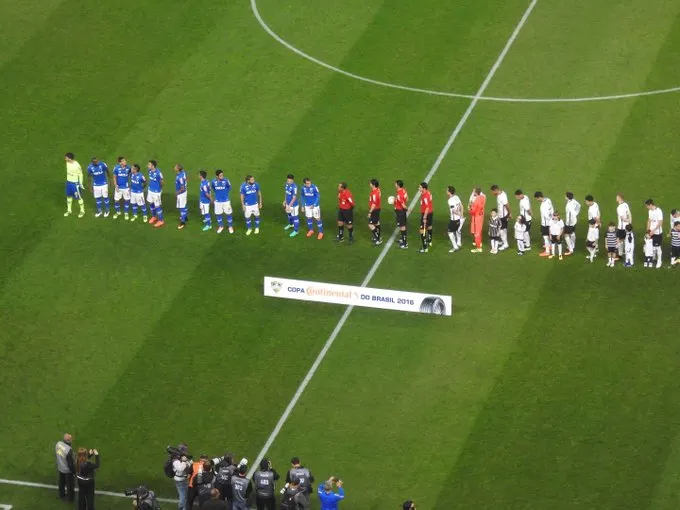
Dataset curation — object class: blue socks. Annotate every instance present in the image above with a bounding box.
[317,220,324,233]
[255,216,261,228]
[96,198,102,213]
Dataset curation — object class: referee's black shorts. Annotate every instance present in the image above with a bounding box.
[338,209,354,225]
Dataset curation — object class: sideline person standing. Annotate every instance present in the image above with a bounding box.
[75,448,100,510]
[317,478,344,510]
[56,433,75,501]
[286,457,315,510]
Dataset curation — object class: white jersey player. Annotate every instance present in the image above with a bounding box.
[446,186,463,252]
[645,198,663,268]
[534,191,554,256]
[564,192,581,255]
[615,193,632,257]
[515,189,532,250]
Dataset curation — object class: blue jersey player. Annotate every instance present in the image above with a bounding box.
[87,157,110,217]
[302,177,324,240]
[199,170,212,231]
[175,164,188,230]
[211,170,234,234]
[147,160,164,227]
[283,174,300,238]
[129,164,148,222]
[240,175,262,236]
[112,156,132,220]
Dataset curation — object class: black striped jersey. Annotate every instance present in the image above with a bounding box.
[671,230,680,248]
[605,230,618,248]
[488,216,501,237]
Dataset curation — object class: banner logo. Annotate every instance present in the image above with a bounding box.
[264,276,452,316]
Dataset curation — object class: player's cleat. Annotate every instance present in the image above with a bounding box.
[63,211,71,217]
[418,247,428,253]
[78,211,85,218]
[228,226,234,234]
[564,251,573,256]
[548,254,554,259]
[306,230,315,238]
[246,228,253,236]
[142,215,148,223]
[216,226,224,234]
[559,255,564,261]
[124,213,129,220]
[149,217,157,225]
[177,222,185,230]
[334,236,344,242]
[524,245,531,251]
[254,227,260,235]
[153,220,165,228]
[374,238,383,246]
[284,224,293,231]
[202,224,211,232]
[400,243,409,249]
[448,248,457,253]
[104,211,110,218]
[517,251,525,256]
[539,251,550,257]
[348,238,354,245]
[470,248,482,253]
[317,232,324,240]
[95,211,102,218]
[289,230,299,238]
[113,212,120,219]
[130,215,137,222]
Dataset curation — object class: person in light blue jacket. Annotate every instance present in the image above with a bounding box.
[317,477,345,510]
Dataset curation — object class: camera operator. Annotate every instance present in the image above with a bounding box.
[230,464,252,510]
[129,486,160,510]
[402,500,416,510]
[317,478,344,510]
[169,445,192,510]
[253,458,280,510]
[186,455,209,510]
[213,453,238,505]
[286,457,314,510]
[203,488,229,510]
[279,477,303,510]
[75,447,100,510]
[55,433,75,501]
[196,460,216,508]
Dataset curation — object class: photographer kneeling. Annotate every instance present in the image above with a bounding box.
[128,486,160,510]
[75,448,100,510]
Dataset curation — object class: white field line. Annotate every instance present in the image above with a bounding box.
[252,0,680,103]
[247,0,539,478]
[0,478,178,504]
[0,504,12,509]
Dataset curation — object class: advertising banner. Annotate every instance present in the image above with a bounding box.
[264,276,452,316]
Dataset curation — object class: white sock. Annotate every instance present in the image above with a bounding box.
[656,247,662,265]
[588,248,595,260]
[524,232,531,248]
[543,236,549,251]
[448,232,458,249]
[491,239,497,251]
[500,229,508,247]
[558,244,563,256]
[517,239,524,252]
[455,231,462,247]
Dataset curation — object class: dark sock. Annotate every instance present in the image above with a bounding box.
[338,225,344,238]
[376,225,381,238]
[421,233,427,249]
[371,228,378,241]
[427,229,432,244]
[401,231,407,244]
[349,228,354,240]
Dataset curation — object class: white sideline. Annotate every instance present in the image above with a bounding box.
[0,478,178,504]
[247,0,539,478]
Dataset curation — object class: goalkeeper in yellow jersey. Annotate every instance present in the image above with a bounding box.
[64,152,85,217]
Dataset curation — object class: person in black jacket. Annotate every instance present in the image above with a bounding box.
[75,448,100,510]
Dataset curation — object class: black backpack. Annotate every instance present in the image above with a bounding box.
[163,457,175,478]
[196,471,215,501]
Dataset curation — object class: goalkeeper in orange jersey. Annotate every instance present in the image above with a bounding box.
[469,187,486,252]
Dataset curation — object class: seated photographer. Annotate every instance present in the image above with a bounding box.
[130,486,160,510]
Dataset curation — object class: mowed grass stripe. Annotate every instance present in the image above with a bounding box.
[0,0,234,291]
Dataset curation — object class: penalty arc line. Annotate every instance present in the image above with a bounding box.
[247,0,539,478]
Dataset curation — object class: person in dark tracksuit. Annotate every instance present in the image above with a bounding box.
[253,458,279,510]
[286,458,314,510]
[75,448,100,510]
[55,433,75,501]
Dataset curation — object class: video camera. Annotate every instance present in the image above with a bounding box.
[166,444,192,460]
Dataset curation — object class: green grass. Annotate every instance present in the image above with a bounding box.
[1,0,680,509]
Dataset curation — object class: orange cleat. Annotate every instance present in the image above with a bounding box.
[539,251,550,257]
[148,217,157,225]
[317,232,324,240]
[153,220,165,228]
[306,230,314,238]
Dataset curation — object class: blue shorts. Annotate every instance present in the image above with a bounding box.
[65,182,81,199]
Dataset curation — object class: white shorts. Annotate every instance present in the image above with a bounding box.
[286,205,299,216]
[200,202,210,215]
[93,185,109,199]
[131,192,145,206]
[114,188,131,201]
[147,191,162,207]
[176,192,187,209]
[244,204,260,217]
[304,205,321,220]
[215,201,232,215]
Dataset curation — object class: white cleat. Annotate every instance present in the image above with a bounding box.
[95,211,102,218]
[254,227,260,235]
[228,226,234,234]
[217,226,224,234]
[246,228,253,236]
[104,211,110,218]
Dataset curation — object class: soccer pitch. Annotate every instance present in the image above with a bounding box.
[2,0,680,508]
